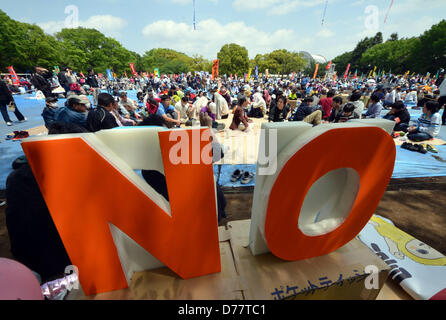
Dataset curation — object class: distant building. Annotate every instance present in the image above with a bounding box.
[299,51,328,68]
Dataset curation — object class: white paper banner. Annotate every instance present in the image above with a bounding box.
[358,215,446,300]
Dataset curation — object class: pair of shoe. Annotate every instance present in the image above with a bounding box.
[9,131,30,141]
[421,143,439,154]
[231,169,255,184]
[392,131,406,138]
[401,142,427,154]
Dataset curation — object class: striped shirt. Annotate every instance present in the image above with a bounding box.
[417,112,441,137]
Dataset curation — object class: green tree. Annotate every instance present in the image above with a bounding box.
[409,20,446,74]
[217,43,249,76]
[56,27,136,75]
[0,10,61,72]
[361,37,418,74]
[141,48,194,74]
[388,33,399,42]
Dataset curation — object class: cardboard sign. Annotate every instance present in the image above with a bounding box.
[22,120,396,296]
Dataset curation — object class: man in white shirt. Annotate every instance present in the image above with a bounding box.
[211,86,229,120]
[404,88,418,105]
[383,88,396,108]
[174,96,195,121]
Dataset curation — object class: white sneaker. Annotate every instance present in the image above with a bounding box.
[6,122,12,126]
[19,118,27,123]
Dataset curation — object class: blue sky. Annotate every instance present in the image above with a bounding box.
[2,0,445,60]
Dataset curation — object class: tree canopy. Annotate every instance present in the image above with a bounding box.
[217,43,250,76]
[1,9,444,77]
[333,20,446,75]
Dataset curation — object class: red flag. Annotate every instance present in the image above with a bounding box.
[124,70,128,78]
[7,66,20,85]
[129,63,136,75]
[98,73,103,79]
[212,60,219,80]
[326,61,332,70]
[313,64,319,80]
[344,64,351,79]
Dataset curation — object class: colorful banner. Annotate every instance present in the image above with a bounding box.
[247,68,252,82]
[154,68,160,77]
[313,64,319,80]
[54,66,60,73]
[326,61,332,70]
[124,70,128,78]
[353,69,358,80]
[212,60,219,80]
[98,73,103,79]
[255,66,259,79]
[7,66,20,85]
[333,72,337,82]
[344,64,351,79]
[129,63,137,75]
[372,66,377,78]
[106,69,114,81]
[265,69,269,78]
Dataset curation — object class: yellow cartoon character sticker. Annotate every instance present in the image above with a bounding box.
[368,216,446,266]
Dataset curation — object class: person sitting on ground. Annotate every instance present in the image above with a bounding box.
[289,96,322,126]
[54,95,90,130]
[268,95,291,122]
[219,86,232,108]
[383,101,411,132]
[118,92,141,122]
[156,95,181,128]
[405,88,418,106]
[383,87,396,108]
[334,103,360,123]
[288,87,298,101]
[438,96,446,126]
[248,88,266,118]
[87,93,119,132]
[327,96,344,123]
[363,94,383,119]
[210,86,230,120]
[407,101,441,142]
[42,96,59,129]
[349,91,364,119]
[5,122,88,283]
[319,89,335,121]
[229,94,253,132]
[111,99,136,127]
[175,96,195,122]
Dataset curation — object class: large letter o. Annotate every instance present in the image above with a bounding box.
[265,127,396,261]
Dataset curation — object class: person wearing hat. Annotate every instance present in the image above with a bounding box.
[118,92,139,120]
[41,97,59,129]
[54,95,90,130]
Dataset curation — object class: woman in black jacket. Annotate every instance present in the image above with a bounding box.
[0,78,26,126]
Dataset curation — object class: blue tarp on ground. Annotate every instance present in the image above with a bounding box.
[1,94,446,189]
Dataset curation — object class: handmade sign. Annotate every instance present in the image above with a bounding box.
[358,215,446,300]
[249,119,396,260]
[22,128,220,295]
[22,120,396,296]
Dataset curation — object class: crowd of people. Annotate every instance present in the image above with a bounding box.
[2,65,446,284]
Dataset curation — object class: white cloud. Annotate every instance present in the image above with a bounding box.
[38,15,127,38]
[316,28,335,38]
[141,19,320,59]
[232,0,327,15]
[171,0,218,4]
